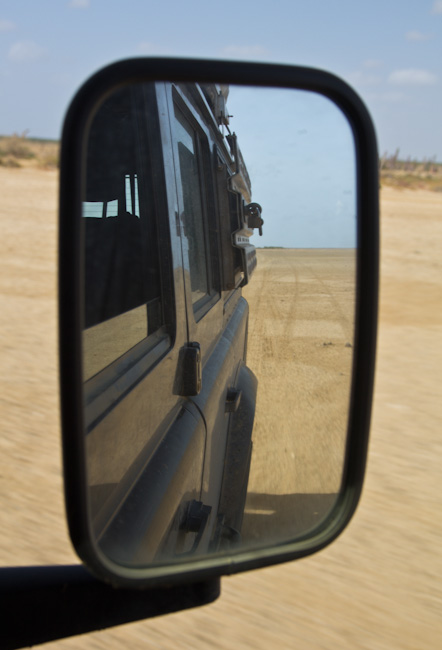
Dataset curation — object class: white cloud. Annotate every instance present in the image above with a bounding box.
[363,59,382,69]
[0,19,15,31]
[347,70,382,87]
[69,0,90,8]
[8,41,47,62]
[221,45,269,59]
[137,42,173,55]
[380,91,406,103]
[137,42,158,54]
[362,90,407,104]
[388,68,438,86]
[406,30,432,41]
[431,1,442,14]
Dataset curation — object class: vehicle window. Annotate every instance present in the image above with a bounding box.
[174,105,212,309]
[82,86,165,380]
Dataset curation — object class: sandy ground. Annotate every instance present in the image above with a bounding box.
[242,248,355,546]
[0,169,441,648]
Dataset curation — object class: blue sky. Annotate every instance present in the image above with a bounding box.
[228,86,356,247]
[1,0,441,160]
[0,1,441,247]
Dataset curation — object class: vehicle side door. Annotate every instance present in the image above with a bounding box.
[166,84,252,550]
[81,82,207,565]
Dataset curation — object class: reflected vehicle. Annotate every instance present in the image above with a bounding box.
[80,82,359,573]
[82,82,262,565]
[58,59,378,593]
[78,82,358,570]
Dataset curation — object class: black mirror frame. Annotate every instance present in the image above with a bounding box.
[59,57,379,588]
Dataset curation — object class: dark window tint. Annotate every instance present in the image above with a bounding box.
[174,106,211,308]
[82,85,164,378]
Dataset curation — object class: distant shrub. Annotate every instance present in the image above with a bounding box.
[0,132,59,169]
[379,151,442,191]
[38,149,59,169]
[0,131,34,160]
[0,155,21,168]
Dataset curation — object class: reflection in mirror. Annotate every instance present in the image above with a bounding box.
[81,81,356,569]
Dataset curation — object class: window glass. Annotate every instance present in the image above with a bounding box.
[174,106,210,307]
[83,304,148,381]
[82,85,164,379]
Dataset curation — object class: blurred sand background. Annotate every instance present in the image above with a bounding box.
[0,167,441,648]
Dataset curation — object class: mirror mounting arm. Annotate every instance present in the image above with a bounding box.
[0,565,220,649]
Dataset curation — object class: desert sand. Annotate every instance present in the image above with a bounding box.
[242,247,355,547]
[0,169,441,648]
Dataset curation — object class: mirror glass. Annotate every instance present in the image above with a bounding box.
[81,82,356,568]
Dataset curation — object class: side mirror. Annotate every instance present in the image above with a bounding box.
[59,58,378,588]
